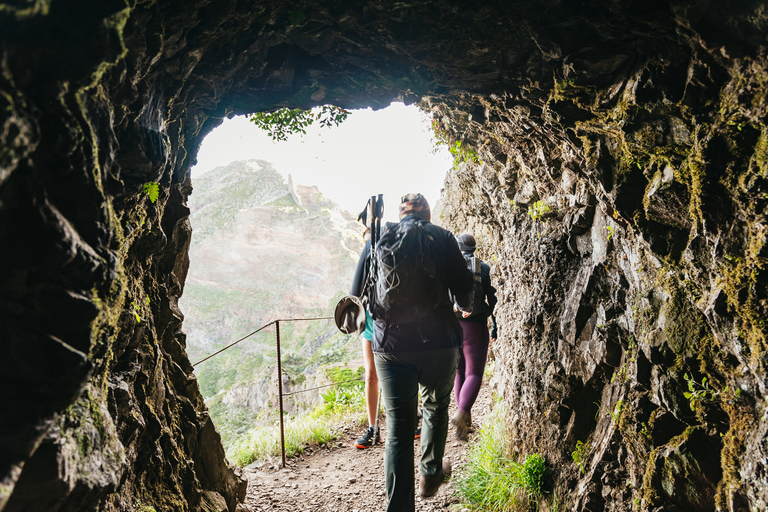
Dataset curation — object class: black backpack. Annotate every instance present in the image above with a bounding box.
[371,218,444,324]
[461,255,486,318]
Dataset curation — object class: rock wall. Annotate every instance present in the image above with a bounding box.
[434,8,767,509]
[1,1,765,511]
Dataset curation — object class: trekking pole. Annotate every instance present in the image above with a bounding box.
[371,195,383,437]
[374,194,383,244]
[367,195,382,309]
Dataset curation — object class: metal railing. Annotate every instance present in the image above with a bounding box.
[192,316,361,468]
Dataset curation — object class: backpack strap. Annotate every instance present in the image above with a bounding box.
[470,256,482,279]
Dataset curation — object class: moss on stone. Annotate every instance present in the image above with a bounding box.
[0,0,51,19]
[63,386,107,460]
[715,395,756,508]
[641,444,662,507]
[642,425,700,508]
[550,78,597,108]
[661,279,709,357]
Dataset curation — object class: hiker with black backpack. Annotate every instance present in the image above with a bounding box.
[351,193,473,512]
[451,233,498,441]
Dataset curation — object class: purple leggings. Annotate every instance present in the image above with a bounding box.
[454,320,489,413]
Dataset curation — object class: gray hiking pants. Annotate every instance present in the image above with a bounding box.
[374,347,459,512]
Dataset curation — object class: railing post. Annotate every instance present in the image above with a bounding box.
[275,320,286,469]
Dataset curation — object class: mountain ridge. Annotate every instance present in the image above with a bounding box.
[180,159,366,448]
[182,159,363,353]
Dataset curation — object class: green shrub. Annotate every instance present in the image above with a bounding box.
[142,181,159,203]
[454,401,551,511]
[431,119,482,169]
[571,440,590,474]
[325,366,365,391]
[484,360,495,379]
[519,453,547,500]
[317,387,366,415]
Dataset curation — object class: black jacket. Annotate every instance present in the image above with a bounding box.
[350,215,473,353]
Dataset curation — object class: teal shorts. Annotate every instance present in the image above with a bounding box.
[362,311,374,341]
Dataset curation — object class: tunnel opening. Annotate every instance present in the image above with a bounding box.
[179,102,455,464]
[3,1,768,511]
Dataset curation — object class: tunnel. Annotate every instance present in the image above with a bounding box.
[1,1,767,510]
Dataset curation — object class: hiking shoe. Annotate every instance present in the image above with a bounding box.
[355,426,380,449]
[451,410,471,441]
[419,460,452,497]
[414,427,421,439]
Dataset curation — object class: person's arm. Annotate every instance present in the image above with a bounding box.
[482,262,498,339]
[349,241,371,297]
[481,262,497,311]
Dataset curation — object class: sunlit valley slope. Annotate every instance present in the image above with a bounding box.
[181,160,364,447]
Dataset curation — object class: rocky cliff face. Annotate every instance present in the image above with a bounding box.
[1,1,765,511]
[183,159,361,354]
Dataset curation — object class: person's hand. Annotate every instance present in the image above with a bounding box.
[461,311,471,318]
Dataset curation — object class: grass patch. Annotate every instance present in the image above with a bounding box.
[227,387,367,466]
[454,400,556,511]
[484,360,495,379]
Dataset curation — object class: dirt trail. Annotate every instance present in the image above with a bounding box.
[242,380,494,512]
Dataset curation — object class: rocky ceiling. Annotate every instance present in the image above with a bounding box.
[1,1,766,511]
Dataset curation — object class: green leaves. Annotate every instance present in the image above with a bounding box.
[248,105,349,142]
[611,399,624,422]
[130,300,141,323]
[519,453,546,500]
[448,140,481,168]
[528,200,550,221]
[572,439,590,474]
[683,373,717,412]
[143,181,159,203]
[431,119,482,169]
[130,296,150,323]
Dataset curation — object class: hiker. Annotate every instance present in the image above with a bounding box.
[349,228,381,449]
[353,193,473,512]
[451,233,498,441]
[349,228,422,449]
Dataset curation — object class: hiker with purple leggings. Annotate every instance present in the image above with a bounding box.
[451,233,498,441]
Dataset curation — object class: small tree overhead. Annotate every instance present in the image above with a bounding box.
[249,105,349,142]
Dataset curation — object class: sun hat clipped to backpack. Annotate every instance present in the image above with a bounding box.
[334,295,367,334]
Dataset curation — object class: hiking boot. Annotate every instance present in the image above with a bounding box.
[355,425,380,449]
[451,410,471,441]
[419,459,452,497]
[414,426,421,439]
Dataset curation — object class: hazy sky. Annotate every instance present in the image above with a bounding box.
[191,103,453,223]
